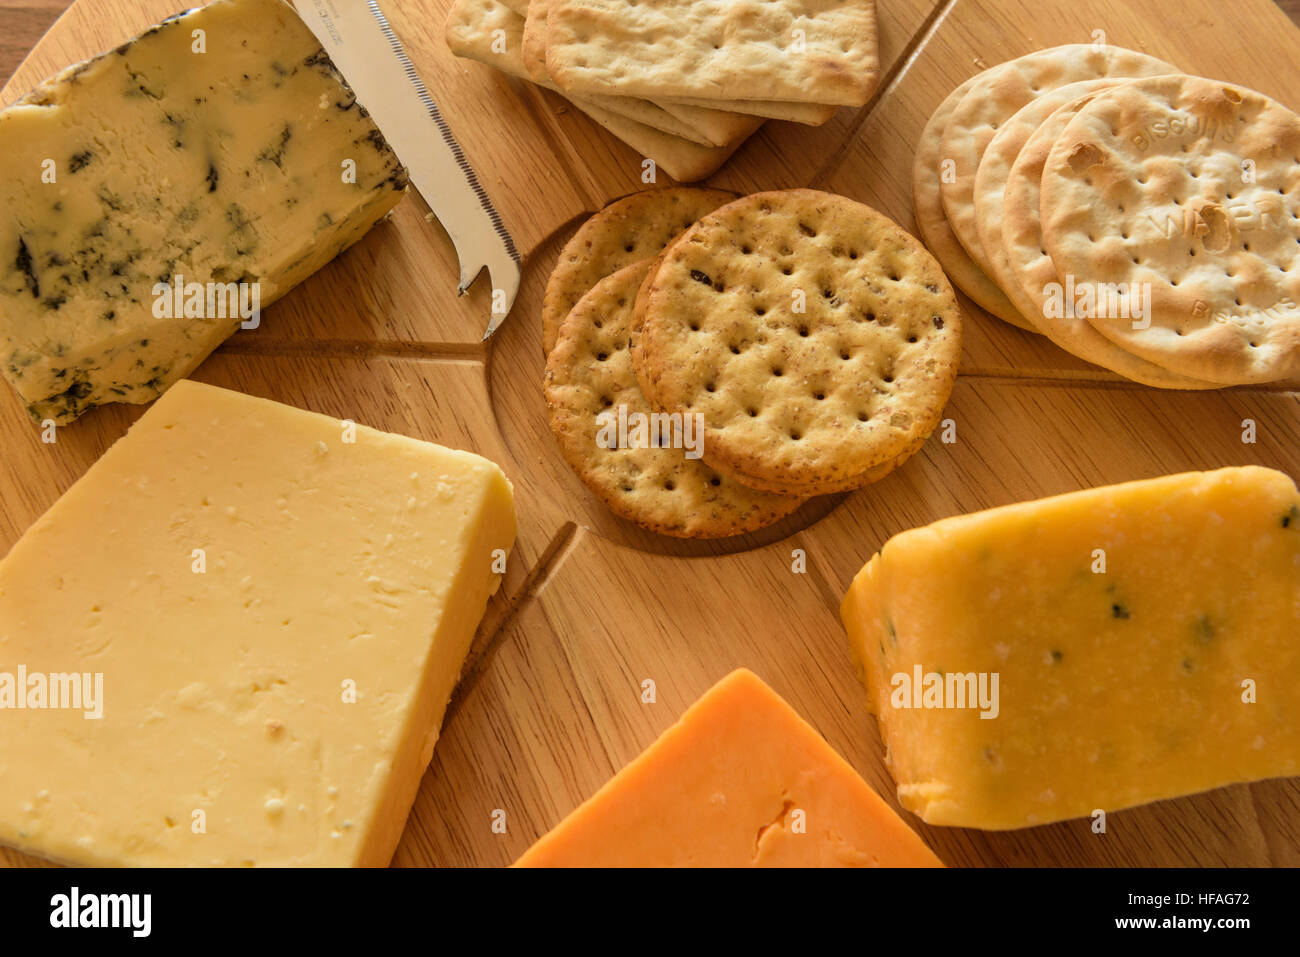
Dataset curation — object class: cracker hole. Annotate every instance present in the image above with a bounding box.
[747,407,758,417]
[798,326,809,337]
[709,476,721,486]
[664,480,676,491]
[772,367,784,377]
[596,351,608,361]
[798,223,817,237]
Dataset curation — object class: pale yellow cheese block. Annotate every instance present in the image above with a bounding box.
[840,467,1300,830]
[0,380,516,866]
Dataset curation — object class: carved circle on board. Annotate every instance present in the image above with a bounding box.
[485,224,856,559]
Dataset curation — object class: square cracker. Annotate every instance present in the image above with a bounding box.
[445,0,752,181]
[525,0,762,147]
[661,96,838,127]
[545,0,879,107]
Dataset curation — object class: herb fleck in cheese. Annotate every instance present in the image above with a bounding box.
[0,0,408,422]
[840,467,1300,830]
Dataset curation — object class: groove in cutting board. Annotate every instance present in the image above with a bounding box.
[4,0,1300,868]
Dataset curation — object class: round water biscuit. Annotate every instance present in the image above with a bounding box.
[974,77,1120,322]
[1040,75,1300,384]
[912,73,1037,331]
[1000,95,1217,389]
[940,44,1177,280]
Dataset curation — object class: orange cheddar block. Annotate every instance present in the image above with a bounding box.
[840,467,1300,830]
[514,669,942,867]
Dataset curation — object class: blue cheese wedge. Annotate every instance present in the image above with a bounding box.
[0,0,408,422]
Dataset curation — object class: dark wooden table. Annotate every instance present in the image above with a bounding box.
[4,0,1300,86]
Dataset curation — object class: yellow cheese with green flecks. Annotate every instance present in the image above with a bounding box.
[840,467,1300,830]
[0,0,407,423]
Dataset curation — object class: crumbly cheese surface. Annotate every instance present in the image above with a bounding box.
[0,381,515,866]
[841,467,1300,830]
[0,0,407,422]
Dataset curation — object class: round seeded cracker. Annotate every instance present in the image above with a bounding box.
[939,44,1178,281]
[1039,75,1300,384]
[636,189,962,497]
[544,261,804,538]
[542,187,735,355]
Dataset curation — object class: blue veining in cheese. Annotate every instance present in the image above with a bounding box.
[0,0,408,422]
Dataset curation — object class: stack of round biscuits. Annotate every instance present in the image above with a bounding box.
[543,188,962,538]
[914,44,1300,388]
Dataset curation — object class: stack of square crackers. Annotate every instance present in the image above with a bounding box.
[915,44,1300,388]
[446,0,880,182]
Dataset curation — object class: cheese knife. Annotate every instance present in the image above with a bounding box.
[291,0,521,339]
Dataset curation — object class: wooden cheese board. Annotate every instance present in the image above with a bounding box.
[3,0,1300,868]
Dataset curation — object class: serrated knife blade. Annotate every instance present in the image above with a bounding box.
[291,0,520,339]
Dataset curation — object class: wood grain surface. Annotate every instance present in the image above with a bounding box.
[2,0,1300,869]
